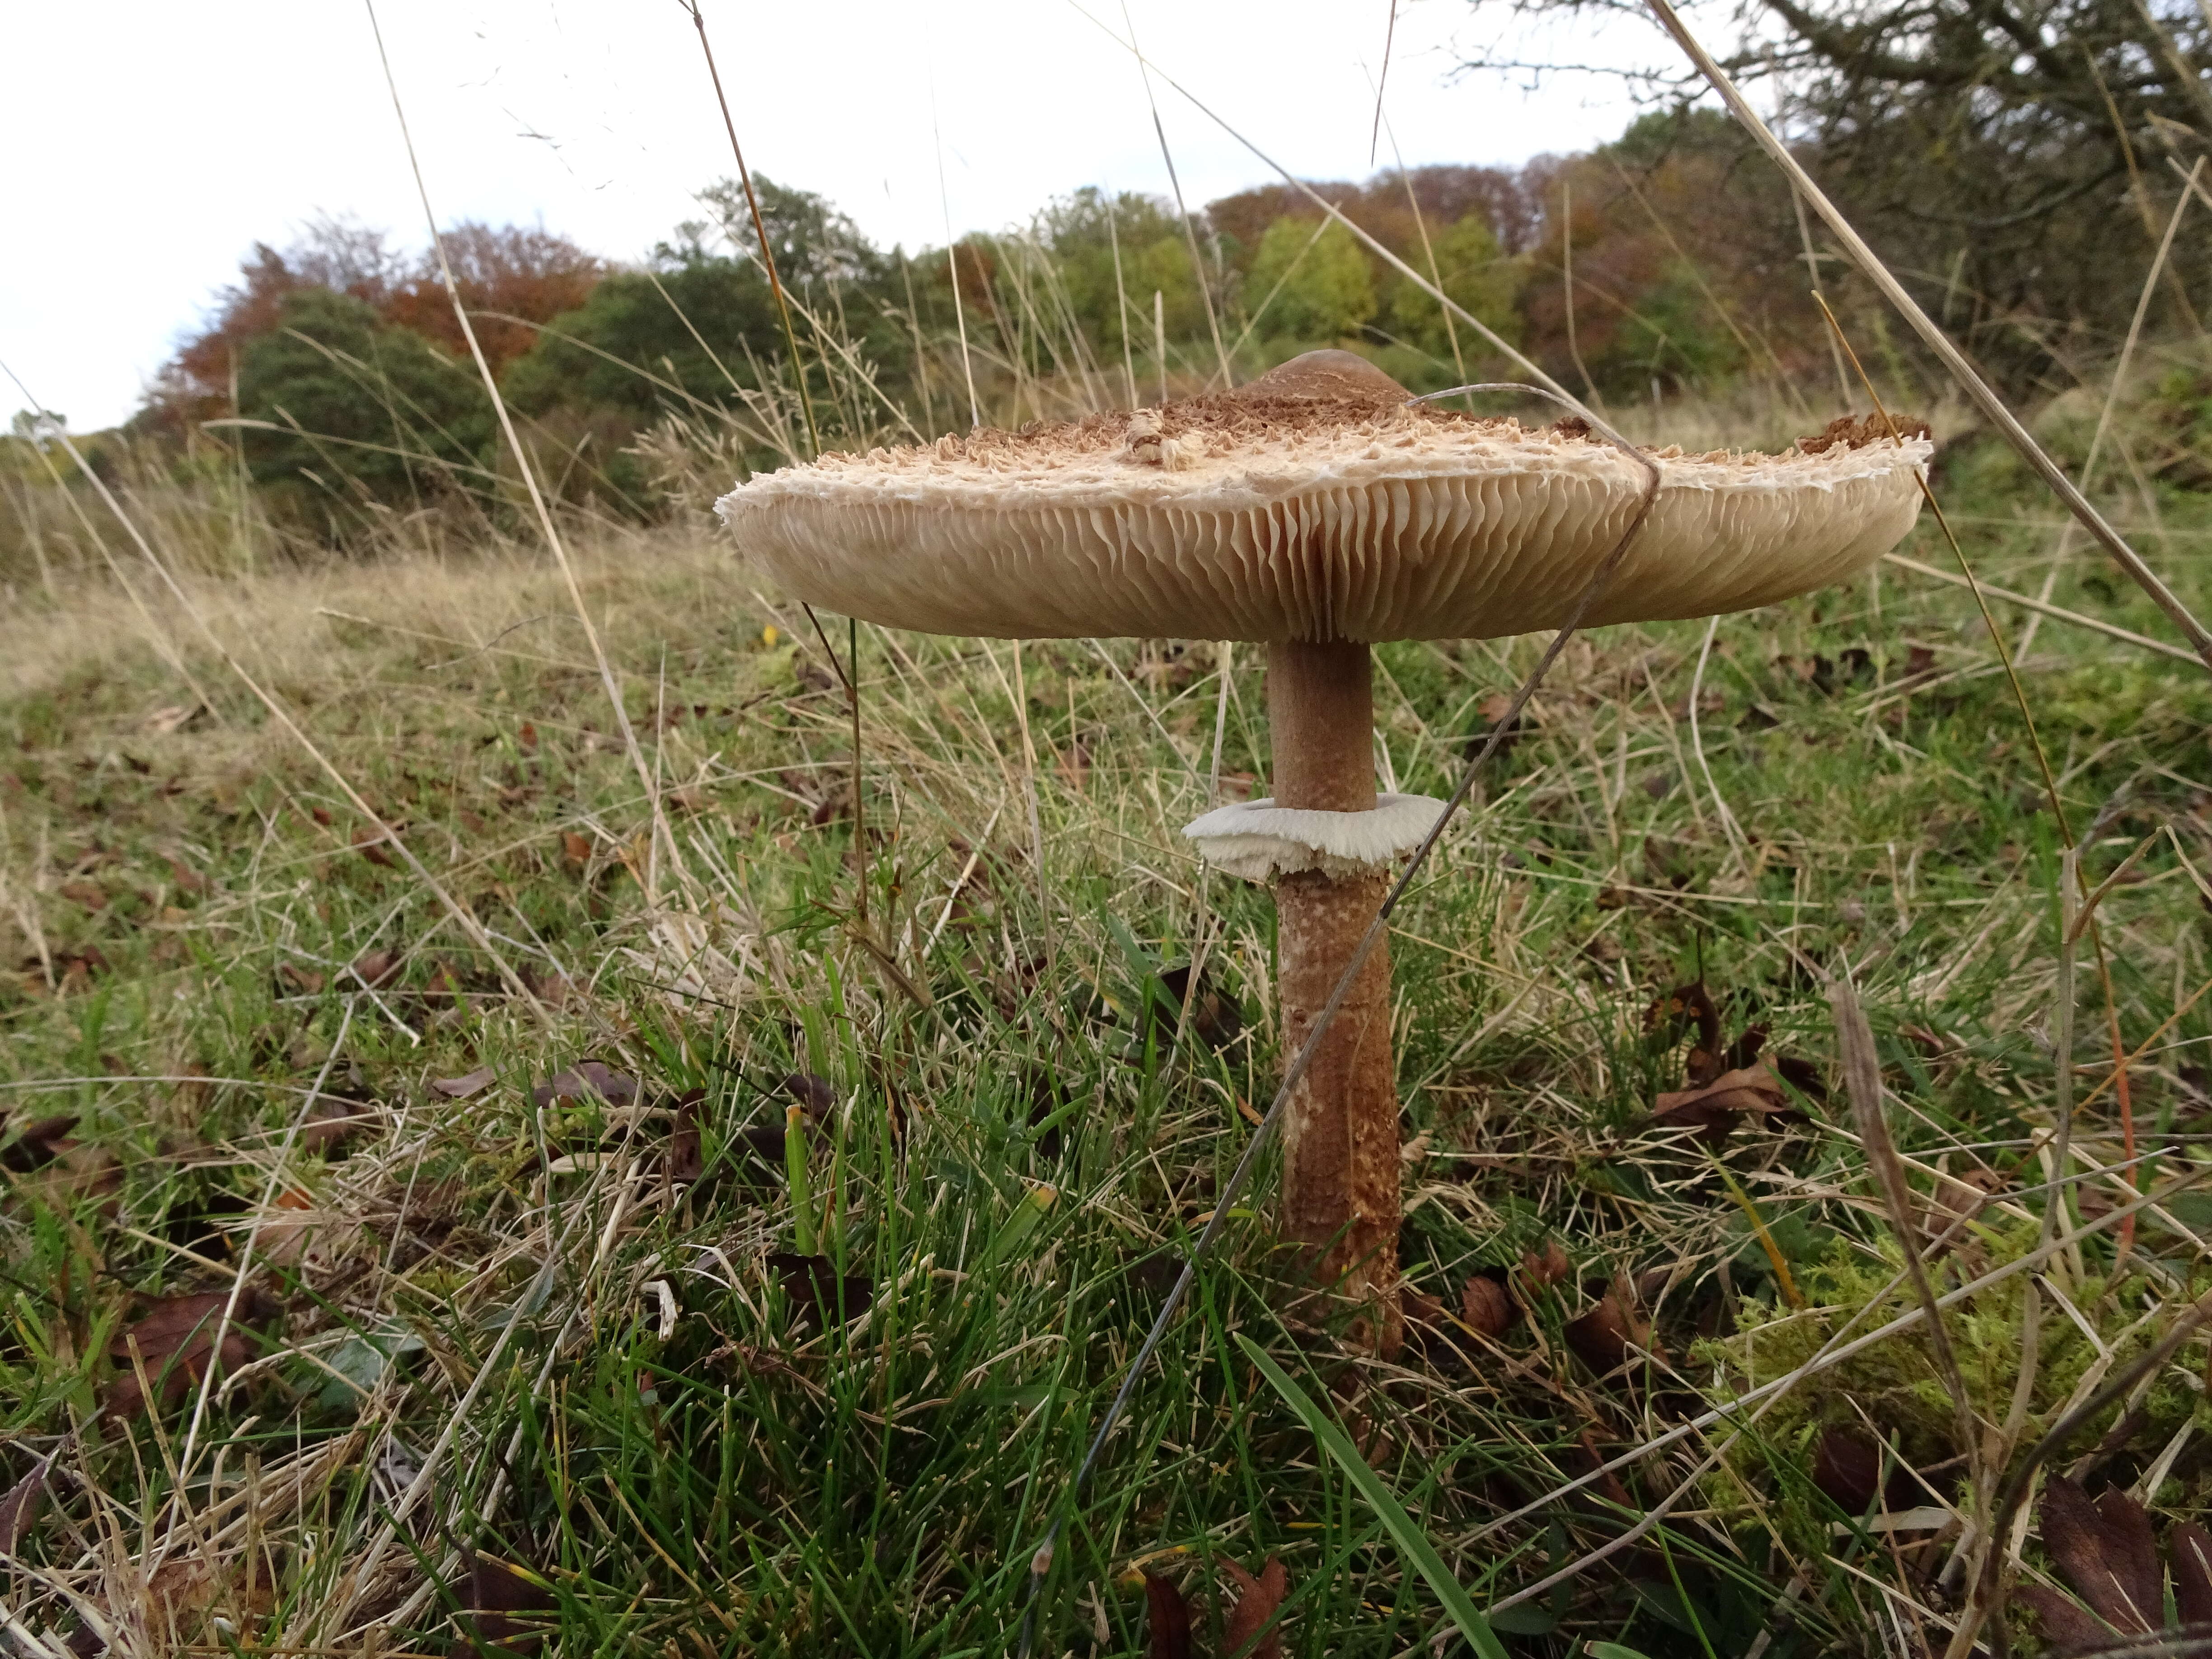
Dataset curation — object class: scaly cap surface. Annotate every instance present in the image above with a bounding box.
[715,351,1928,642]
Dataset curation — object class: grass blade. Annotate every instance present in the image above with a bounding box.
[1235,1334,1509,1659]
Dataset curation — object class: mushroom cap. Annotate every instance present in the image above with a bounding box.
[714,351,1930,643]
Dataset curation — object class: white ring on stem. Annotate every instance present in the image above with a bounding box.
[1181,793,1450,882]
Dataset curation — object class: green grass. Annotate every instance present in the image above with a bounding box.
[4,427,2212,1657]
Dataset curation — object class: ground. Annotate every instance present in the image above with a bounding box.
[2,433,2211,1656]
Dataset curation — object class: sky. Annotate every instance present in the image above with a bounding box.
[5,1,1667,432]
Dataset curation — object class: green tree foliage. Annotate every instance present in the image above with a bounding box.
[689,176,886,295]
[235,287,492,507]
[1243,217,1377,344]
[1040,189,1212,351]
[1385,212,1523,358]
[502,258,783,421]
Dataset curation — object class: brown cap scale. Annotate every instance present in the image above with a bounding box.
[717,350,1930,1352]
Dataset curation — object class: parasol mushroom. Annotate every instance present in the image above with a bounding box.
[716,350,1930,1350]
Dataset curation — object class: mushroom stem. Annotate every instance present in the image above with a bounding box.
[1267,639,1401,1354]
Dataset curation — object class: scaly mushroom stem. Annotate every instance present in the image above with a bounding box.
[1267,639,1401,1354]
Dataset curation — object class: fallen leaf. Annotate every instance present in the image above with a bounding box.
[1645,980,1723,1080]
[351,827,396,869]
[0,1457,50,1553]
[1563,1277,1654,1376]
[780,1071,836,1120]
[275,962,326,997]
[1,1115,80,1174]
[350,948,403,989]
[454,1550,554,1658]
[58,880,106,911]
[103,1289,277,1422]
[560,830,590,868]
[1154,965,1244,1050]
[1812,1426,1883,1514]
[2039,1475,2160,1635]
[147,1545,275,1646]
[1460,1275,1513,1338]
[7,1134,122,1211]
[298,1093,374,1158]
[518,722,539,753]
[166,857,208,895]
[1921,1165,2002,1243]
[144,703,206,734]
[1650,1062,1806,1138]
[666,1089,705,1184]
[1520,1239,1572,1288]
[2174,1521,2212,1628]
[1221,1556,1288,1659]
[2014,1584,2117,1654]
[259,1188,319,1268]
[530,1061,637,1111]
[432,1067,497,1099]
[1143,1572,1192,1659]
[766,1252,872,1330]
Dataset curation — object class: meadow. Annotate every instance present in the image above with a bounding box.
[6,47,2212,1657]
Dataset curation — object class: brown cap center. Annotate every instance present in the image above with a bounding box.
[1229,349,1410,409]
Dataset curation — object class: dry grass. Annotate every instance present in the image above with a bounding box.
[2,422,2210,1654]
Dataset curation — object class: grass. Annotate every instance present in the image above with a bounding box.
[5,365,2212,1658]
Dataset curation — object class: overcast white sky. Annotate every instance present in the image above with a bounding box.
[6,1,1665,432]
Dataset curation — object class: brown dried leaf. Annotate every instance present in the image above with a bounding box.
[1520,1238,1571,1288]
[350,948,403,990]
[455,1551,554,1657]
[58,881,106,911]
[103,1289,277,1422]
[1459,1275,1513,1338]
[767,1252,873,1330]
[1645,979,1722,1078]
[1564,1277,1654,1376]
[2014,1583,2116,1654]
[2173,1520,2212,1629]
[1650,1062,1805,1137]
[433,1067,498,1099]
[0,1457,49,1554]
[560,830,590,869]
[1,1115,79,1174]
[1221,1555,1288,1659]
[2039,1475,2160,1635]
[275,962,326,997]
[666,1089,706,1184]
[299,1096,377,1156]
[530,1061,637,1111]
[1812,1427,1882,1514]
[781,1071,836,1121]
[351,827,396,869]
[1143,1571,1193,1659]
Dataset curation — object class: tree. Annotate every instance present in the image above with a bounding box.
[1385,211,1523,358]
[235,287,492,511]
[688,175,886,295]
[381,222,605,376]
[1459,0,2212,385]
[1244,217,1378,344]
[1041,188,1212,351]
[147,214,408,432]
[501,256,784,422]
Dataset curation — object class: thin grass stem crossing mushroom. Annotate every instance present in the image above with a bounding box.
[716,349,1930,1349]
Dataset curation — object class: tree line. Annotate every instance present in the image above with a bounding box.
[86,90,2211,541]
